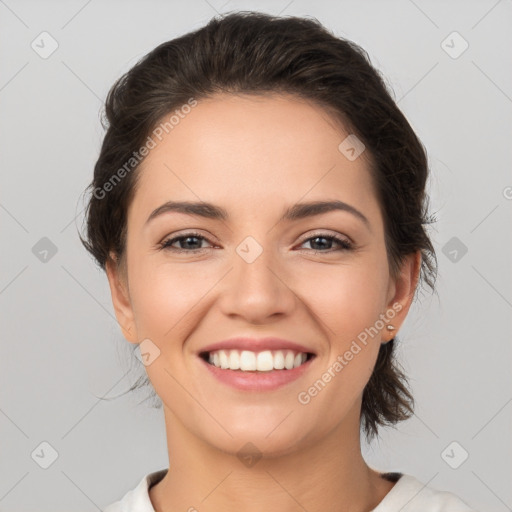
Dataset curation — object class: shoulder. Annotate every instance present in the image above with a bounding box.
[103,469,168,512]
[372,473,479,512]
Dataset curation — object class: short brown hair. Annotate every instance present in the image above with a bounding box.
[80,11,438,443]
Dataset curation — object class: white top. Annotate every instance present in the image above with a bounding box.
[103,469,478,512]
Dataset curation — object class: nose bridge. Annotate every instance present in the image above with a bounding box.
[236,234,276,282]
[219,233,295,321]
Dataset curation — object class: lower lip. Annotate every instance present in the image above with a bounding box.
[199,356,315,391]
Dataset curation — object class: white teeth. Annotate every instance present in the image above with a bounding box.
[240,350,256,371]
[219,350,229,369]
[205,349,310,371]
[273,350,285,369]
[229,350,240,370]
[256,351,273,371]
[284,350,295,370]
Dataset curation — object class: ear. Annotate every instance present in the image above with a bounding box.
[382,250,422,342]
[105,251,138,343]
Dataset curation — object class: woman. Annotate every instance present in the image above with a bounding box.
[81,11,478,512]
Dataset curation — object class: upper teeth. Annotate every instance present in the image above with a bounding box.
[208,349,308,371]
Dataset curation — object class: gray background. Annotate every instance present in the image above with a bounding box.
[1,0,511,510]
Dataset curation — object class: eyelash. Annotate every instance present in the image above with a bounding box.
[159,231,354,254]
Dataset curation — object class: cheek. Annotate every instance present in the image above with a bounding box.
[128,258,210,339]
[300,259,388,340]
[299,260,387,390]
[296,266,386,421]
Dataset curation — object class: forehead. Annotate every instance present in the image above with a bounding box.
[128,93,380,226]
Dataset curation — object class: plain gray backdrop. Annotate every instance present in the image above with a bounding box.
[1,1,511,511]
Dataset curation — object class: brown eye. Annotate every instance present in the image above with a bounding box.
[160,232,212,253]
[300,234,353,252]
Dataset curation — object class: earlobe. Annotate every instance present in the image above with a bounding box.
[105,251,138,343]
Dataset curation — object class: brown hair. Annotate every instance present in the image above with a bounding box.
[80,11,438,442]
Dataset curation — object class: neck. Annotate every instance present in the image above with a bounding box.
[149,403,395,512]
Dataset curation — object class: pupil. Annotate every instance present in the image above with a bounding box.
[312,237,329,250]
[184,236,200,249]
[181,236,198,249]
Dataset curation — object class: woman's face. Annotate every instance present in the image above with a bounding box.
[107,93,419,456]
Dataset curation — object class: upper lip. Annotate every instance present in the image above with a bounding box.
[198,337,316,355]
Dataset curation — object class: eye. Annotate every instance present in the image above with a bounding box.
[159,232,213,253]
[298,233,353,253]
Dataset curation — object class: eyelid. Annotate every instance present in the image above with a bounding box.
[159,228,216,244]
[297,229,352,244]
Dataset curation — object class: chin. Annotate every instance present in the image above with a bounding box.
[209,432,306,461]
[197,412,316,460]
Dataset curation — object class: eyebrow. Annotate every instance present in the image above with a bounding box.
[145,199,370,230]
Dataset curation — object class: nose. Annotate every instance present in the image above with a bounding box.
[218,241,297,323]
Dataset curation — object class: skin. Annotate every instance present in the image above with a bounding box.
[106,93,421,512]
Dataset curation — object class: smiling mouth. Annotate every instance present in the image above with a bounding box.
[199,349,315,372]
